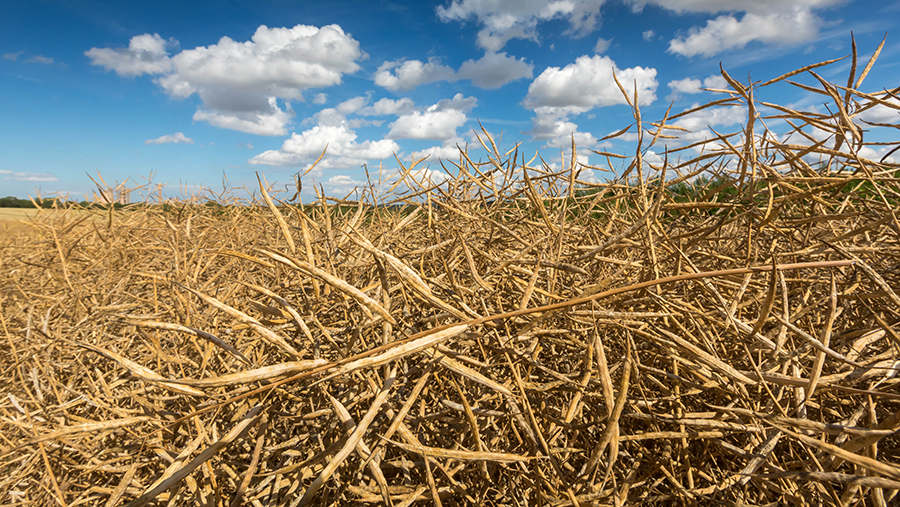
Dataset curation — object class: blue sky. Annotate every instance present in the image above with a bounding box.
[1,0,899,201]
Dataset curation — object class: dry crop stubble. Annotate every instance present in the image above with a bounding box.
[2,39,900,505]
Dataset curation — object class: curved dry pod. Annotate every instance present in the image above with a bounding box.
[149,359,328,388]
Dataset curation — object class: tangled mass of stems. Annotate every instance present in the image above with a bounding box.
[2,40,900,506]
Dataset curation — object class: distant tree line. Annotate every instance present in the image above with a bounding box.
[0,196,130,209]
[0,196,57,208]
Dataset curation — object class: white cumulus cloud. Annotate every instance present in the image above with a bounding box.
[436,0,608,51]
[250,124,399,169]
[193,98,295,136]
[145,132,194,145]
[594,37,613,53]
[523,54,658,111]
[457,52,534,89]
[374,58,457,92]
[335,96,369,115]
[526,108,598,148]
[86,33,175,76]
[387,94,477,141]
[431,94,478,113]
[523,55,656,149]
[375,52,531,92]
[359,97,416,116]
[667,74,728,99]
[668,77,702,95]
[87,25,364,135]
[624,0,848,57]
[311,106,351,128]
[289,95,395,136]
[413,142,466,161]
[308,96,415,129]
[668,9,822,57]
[388,110,468,141]
[703,74,728,89]
[627,0,844,14]
[156,25,362,99]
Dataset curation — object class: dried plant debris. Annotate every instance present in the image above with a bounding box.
[2,48,900,506]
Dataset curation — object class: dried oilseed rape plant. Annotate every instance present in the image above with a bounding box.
[2,40,900,506]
